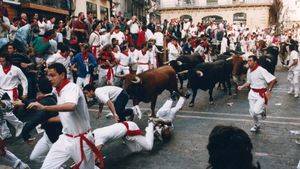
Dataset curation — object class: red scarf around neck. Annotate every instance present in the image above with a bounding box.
[82,52,88,60]
[250,64,259,72]
[3,65,12,74]
[55,79,70,95]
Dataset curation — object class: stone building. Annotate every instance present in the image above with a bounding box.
[278,0,300,28]
[158,0,281,30]
[74,0,110,19]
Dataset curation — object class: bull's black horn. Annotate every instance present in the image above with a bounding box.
[131,76,141,83]
[177,61,183,65]
[226,56,233,61]
[178,70,188,75]
[163,61,170,65]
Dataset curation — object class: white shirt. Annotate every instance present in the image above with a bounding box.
[45,20,54,31]
[56,82,91,135]
[129,49,139,63]
[145,29,154,41]
[288,50,300,72]
[38,21,46,35]
[110,31,125,44]
[247,66,276,89]
[100,33,111,46]
[0,65,28,95]
[153,32,164,47]
[46,52,71,76]
[93,121,139,146]
[116,52,131,66]
[136,50,152,64]
[95,86,123,104]
[168,43,181,61]
[127,20,139,34]
[89,31,101,47]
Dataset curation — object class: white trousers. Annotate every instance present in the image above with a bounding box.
[98,67,114,86]
[248,90,265,126]
[136,65,149,74]
[41,133,95,169]
[76,75,91,88]
[156,97,185,121]
[0,112,23,138]
[30,132,53,163]
[288,71,299,95]
[115,65,130,75]
[125,122,154,152]
[1,149,26,169]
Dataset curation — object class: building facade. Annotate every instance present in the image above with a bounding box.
[73,0,110,19]
[158,0,281,30]
[279,0,300,28]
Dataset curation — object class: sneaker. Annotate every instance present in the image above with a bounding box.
[261,108,267,120]
[288,88,294,94]
[15,123,24,137]
[17,162,30,169]
[295,94,299,98]
[185,91,191,99]
[250,125,260,132]
[105,112,113,118]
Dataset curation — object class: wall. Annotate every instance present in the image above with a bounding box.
[160,5,271,30]
[74,0,110,19]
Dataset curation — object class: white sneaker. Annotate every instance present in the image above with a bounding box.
[288,88,294,94]
[250,125,260,132]
[15,123,24,137]
[134,105,142,119]
[17,162,30,169]
[105,112,113,118]
[295,94,299,98]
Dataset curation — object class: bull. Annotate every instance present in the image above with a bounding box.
[116,66,179,117]
[167,54,205,89]
[183,60,232,107]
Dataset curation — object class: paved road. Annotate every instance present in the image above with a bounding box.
[1,70,300,169]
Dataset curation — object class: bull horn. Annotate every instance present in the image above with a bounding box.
[163,61,170,65]
[196,70,204,77]
[178,70,188,75]
[226,56,233,61]
[131,76,141,84]
[177,61,183,65]
[115,73,126,78]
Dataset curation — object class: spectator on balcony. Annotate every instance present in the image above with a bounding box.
[45,16,55,32]
[72,12,88,43]
[38,17,47,36]
[20,13,28,27]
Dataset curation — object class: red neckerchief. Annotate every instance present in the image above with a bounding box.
[250,64,259,72]
[93,31,100,37]
[3,65,12,74]
[142,50,147,55]
[123,51,129,56]
[55,79,70,95]
[43,37,50,42]
[82,52,88,60]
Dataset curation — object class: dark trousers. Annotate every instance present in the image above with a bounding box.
[131,33,138,47]
[114,90,131,122]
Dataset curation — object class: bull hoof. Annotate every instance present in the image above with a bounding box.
[209,101,214,105]
[189,102,194,107]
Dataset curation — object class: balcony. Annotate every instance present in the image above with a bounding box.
[20,0,70,15]
[159,0,274,9]
[20,0,70,10]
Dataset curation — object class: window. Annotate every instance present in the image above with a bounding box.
[100,6,109,20]
[206,0,218,5]
[86,2,97,18]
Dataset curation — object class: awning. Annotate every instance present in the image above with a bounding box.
[21,2,69,15]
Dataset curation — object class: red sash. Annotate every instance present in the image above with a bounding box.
[251,88,268,104]
[122,122,143,136]
[65,129,105,169]
[106,67,114,81]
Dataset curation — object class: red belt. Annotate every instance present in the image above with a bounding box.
[251,88,268,104]
[65,129,105,169]
[2,88,18,101]
[122,122,143,136]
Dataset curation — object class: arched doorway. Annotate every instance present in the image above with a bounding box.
[233,12,247,26]
[202,15,223,24]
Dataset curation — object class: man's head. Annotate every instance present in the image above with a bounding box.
[59,44,70,57]
[78,12,85,21]
[83,84,95,98]
[47,63,67,87]
[0,53,10,67]
[7,43,16,55]
[207,125,258,169]
[247,55,258,69]
[80,43,90,53]
[38,78,53,94]
[161,126,172,142]
[21,13,27,20]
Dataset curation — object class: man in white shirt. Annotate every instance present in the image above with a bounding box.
[93,121,154,154]
[136,44,154,74]
[168,37,182,61]
[115,45,131,76]
[238,55,277,132]
[0,54,26,138]
[83,84,139,122]
[127,16,140,45]
[110,26,125,45]
[27,63,103,169]
[287,41,300,98]
[46,44,72,81]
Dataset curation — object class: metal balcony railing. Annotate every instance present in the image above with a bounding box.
[20,0,70,10]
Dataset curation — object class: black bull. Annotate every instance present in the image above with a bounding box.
[117,66,179,117]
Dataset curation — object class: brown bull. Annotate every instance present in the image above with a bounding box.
[117,66,179,117]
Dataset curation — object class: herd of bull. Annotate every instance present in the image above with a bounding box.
[116,45,279,116]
